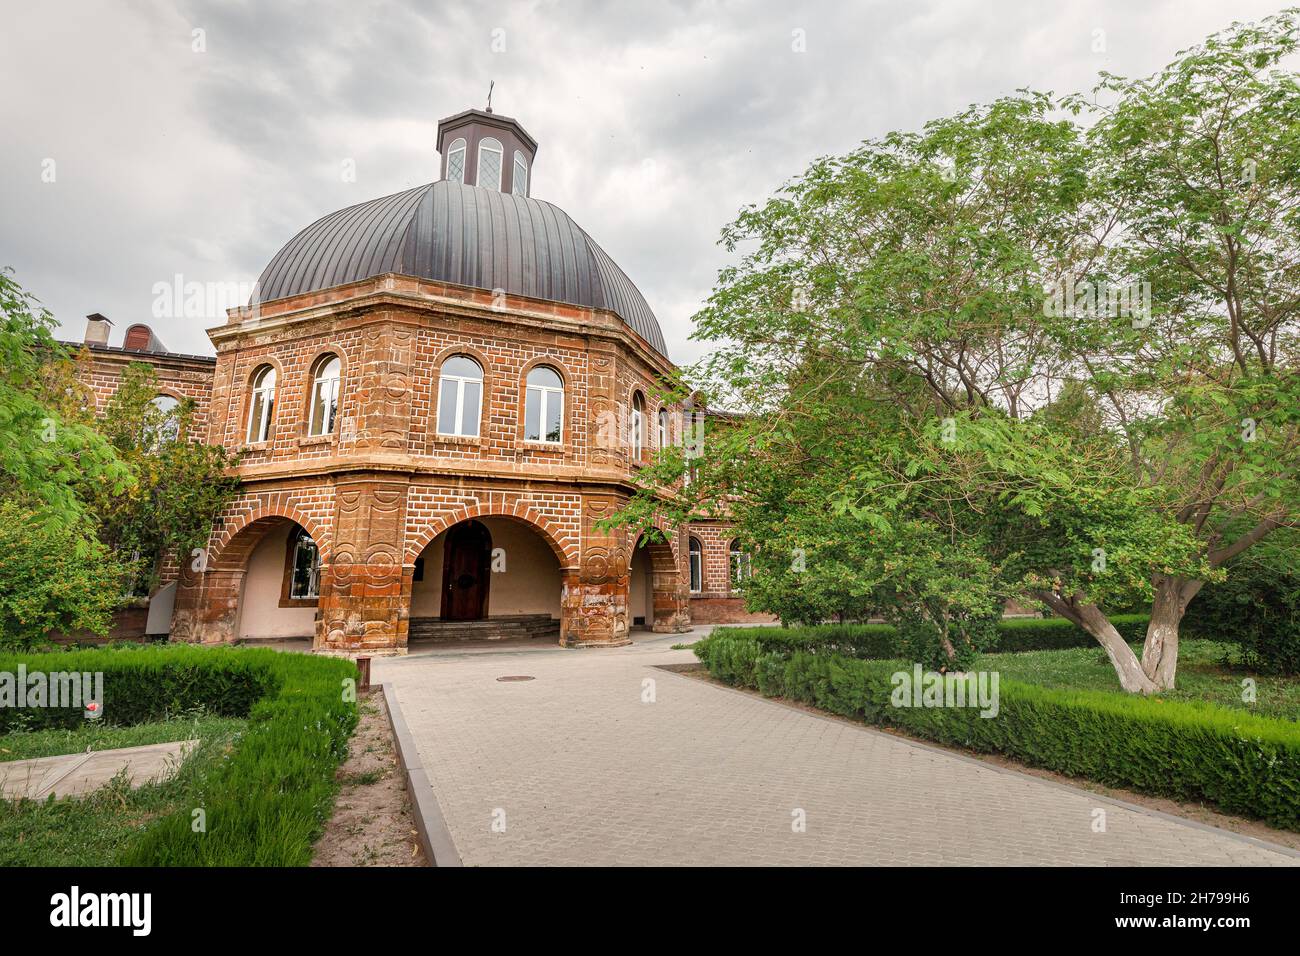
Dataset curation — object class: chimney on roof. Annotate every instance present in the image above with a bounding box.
[84,313,112,346]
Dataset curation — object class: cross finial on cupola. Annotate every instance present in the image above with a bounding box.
[436,101,538,196]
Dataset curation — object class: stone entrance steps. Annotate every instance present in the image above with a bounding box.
[408,614,560,643]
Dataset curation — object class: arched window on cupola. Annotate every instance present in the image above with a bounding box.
[512,150,528,196]
[446,138,467,184]
[478,137,504,191]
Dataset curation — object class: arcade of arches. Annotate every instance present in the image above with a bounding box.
[170,492,694,655]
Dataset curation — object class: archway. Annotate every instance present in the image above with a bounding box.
[234,518,321,640]
[409,515,564,641]
[172,511,327,645]
[631,532,688,633]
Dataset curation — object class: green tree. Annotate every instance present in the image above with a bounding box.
[615,16,1300,692]
[0,267,130,522]
[1061,8,1300,688]
[82,362,242,595]
[0,501,127,647]
[0,268,132,644]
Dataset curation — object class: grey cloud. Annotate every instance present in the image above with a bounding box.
[1,0,1287,364]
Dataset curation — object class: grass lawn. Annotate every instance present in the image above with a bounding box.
[0,718,246,866]
[0,714,246,762]
[976,638,1300,721]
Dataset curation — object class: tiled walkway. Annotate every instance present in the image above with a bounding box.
[375,631,1298,866]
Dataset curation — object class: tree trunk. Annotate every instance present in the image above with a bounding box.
[1140,574,1204,691]
[1032,589,1159,694]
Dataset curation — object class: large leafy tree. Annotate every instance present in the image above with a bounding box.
[1060,9,1300,688]
[618,12,1300,693]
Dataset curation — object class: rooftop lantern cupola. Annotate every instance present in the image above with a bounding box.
[436,98,538,197]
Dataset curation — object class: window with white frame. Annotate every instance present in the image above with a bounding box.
[524,365,563,443]
[630,392,645,460]
[446,138,467,183]
[308,355,341,437]
[729,539,751,588]
[512,150,528,196]
[688,537,703,593]
[437,355,483,437]
[289,529,321,600]
[246,365,277,443]
[657,408,668,449]
[478,137,503,190]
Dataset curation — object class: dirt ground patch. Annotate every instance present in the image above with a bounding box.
[312,692,427,867]
[661,662,1300,853]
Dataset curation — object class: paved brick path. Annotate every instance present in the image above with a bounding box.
[374,631,1298,866]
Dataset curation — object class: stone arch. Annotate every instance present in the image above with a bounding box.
[208,503,331,572]
[630,525,690,633]
[405,503,577,570]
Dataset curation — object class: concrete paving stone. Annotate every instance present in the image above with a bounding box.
[374,630,1299,866]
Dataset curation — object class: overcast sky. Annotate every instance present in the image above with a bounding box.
[0,0,1288,364]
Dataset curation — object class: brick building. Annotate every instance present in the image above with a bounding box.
[71,106,771,655]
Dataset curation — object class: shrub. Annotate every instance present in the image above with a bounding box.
[712,614,1151,661]
[0,644,276,732]
[0,645,358,865]
[1184,534,1300,675]
[693,633,1300,830]
[0,502,128,650]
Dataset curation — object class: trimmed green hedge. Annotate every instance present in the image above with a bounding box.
[0,644,276,733]
[694,632,1300,830]
[1,645,358,865]
[713,614,1150,660]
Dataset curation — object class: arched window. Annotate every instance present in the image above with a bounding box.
[478,137,504,190]
[688,537,703,593]
[630,393,645,461]
[446,138,467,184]
[149,395,180,445]
[437,355,483,437]
[657,408,669,449]
[308,355,341,437]
[288,529,321,600]
[246,365,277,443]
[729,539,751,588]
[512,150,528,196]
[524,365,564,443]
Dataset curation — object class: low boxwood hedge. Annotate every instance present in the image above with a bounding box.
[714,614,1151,659]
[0,644,277,733]
[694,632,1300,830]
[0,645,358,865]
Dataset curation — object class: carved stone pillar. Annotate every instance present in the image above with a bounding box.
[316,479,411,656]
[564,494,632,647]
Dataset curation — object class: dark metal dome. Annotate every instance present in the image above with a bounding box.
[255,180,667,357]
